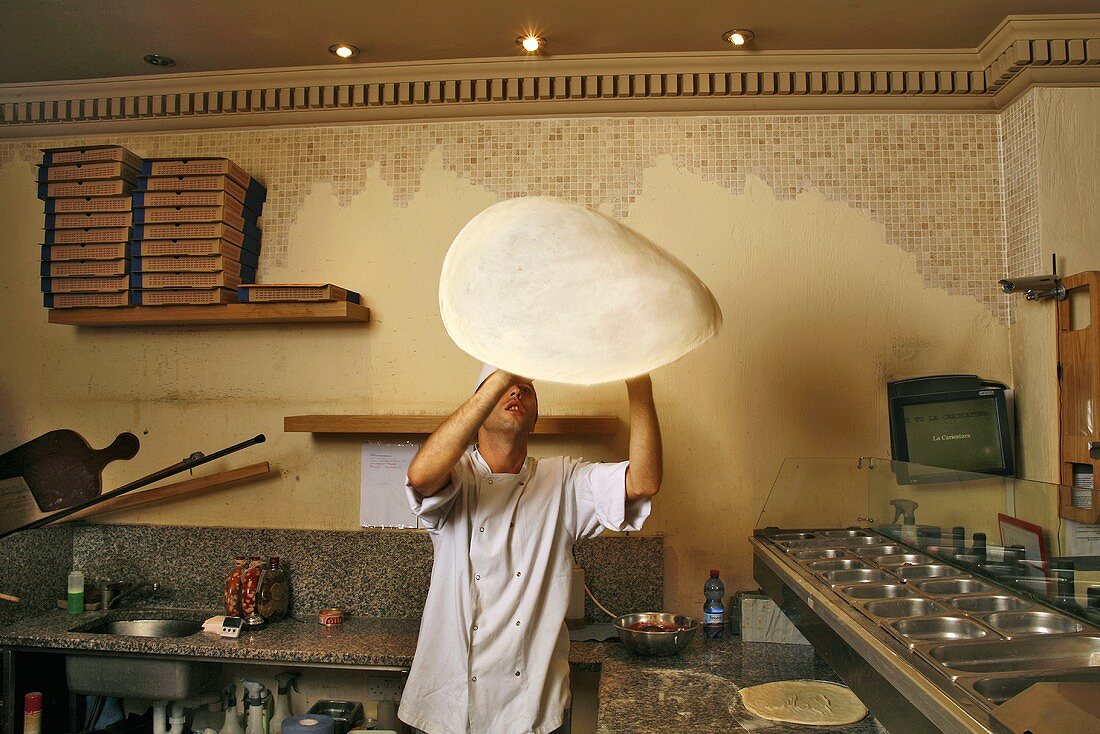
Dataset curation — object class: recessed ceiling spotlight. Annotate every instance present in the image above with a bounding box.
[722,29,755,47]
[328,43,360,59]
[516,34,545,54]
[143,54,175,67]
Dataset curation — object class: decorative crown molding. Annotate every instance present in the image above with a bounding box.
[2,15,1099,137]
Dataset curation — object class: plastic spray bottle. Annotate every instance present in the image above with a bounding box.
[271,671,300,734]
[218,683,244,734]
[239,680,268,734]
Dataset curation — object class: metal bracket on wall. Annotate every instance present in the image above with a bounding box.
[998,253,1067,303]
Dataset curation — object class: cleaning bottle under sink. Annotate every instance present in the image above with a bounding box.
[271,671,300,734]
[239,680,268,734]
[218,683,244,734]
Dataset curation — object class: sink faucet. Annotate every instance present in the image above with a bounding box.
[104,580,160,610]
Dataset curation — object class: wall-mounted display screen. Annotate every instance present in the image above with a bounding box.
[901,398,1004,472]
[887,374,1015,483]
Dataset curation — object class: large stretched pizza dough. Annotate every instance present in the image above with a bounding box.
[439,197,723,385]
[739,680,867,726]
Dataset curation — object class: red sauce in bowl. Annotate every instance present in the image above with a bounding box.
[628,621,685,632]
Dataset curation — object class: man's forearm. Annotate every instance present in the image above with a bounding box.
[625,375,662,500]
[407,371,513,496]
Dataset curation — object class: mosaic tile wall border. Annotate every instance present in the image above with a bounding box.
[1,111,1010,318]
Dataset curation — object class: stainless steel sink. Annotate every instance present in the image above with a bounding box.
[81,618,203,638]
[66,655,219,700]
[926,634,1100,674]
[66,612,218,700]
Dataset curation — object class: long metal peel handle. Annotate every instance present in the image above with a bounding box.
[0,433,267,539]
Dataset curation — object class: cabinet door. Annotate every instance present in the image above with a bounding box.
[1058,271,1100,521]
[2,649,71,734]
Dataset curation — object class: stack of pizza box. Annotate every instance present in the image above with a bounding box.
[131,158,266,305]
[38,146,142,308]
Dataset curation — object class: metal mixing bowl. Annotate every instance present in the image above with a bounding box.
[613,612,700,657]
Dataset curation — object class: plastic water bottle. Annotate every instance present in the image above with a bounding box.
[703,569,725,639]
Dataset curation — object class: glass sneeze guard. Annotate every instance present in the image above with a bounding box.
[756,456,1100,626]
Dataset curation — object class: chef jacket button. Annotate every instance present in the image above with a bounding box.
[479,526,485,532]
[472,676,477,682]
[475,574,481,580]
[516,571,521,577]
[473,624,478,631]
[515,671,521,676]
[515,620,521,626]
[488,479,494,484]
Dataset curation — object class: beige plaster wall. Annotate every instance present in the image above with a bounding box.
[0,116,1012,615]
[1007,87,1100,487]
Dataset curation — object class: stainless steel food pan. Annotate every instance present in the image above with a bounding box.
[959,667,1100,705]
[946,595,1031,613]
[840,583,917,600]
[807,558,868,572]
[864,598,954,619]
[819,529,876,538]
[891,616,993,642]
[896,564,964,580]
[926,634,1100,674]
[778,538,839,550]
[824,568,894,585]
[771,532,818,540]
[875,553,933,567]
[916,578,994,596]
[853,545,905,557]
[793,548,849,560]
[982,610,1088,637]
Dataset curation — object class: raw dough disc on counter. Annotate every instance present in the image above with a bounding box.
[439,196,723,385]
[738,680,867,726]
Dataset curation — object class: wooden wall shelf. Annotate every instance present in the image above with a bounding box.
[284,414,619,435]
[47,301,371,326]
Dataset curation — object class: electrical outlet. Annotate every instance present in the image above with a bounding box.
[366,676,405,702]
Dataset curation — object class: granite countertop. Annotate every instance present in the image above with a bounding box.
[1,610,879,733]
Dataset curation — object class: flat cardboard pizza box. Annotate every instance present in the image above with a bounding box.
[133,287,237,306]
[42,243,130,262]
[238,283,361,304]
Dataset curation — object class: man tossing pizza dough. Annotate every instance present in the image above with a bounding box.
[398,366,663,733]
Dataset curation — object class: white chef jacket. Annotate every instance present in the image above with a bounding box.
[398,448,651,734]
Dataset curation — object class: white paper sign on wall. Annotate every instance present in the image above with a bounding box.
[360,442,422,528]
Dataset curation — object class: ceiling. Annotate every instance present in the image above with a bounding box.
[3,1,1099,85]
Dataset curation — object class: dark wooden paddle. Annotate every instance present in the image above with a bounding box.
[0,430,140,512]
[0,433,265,539]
